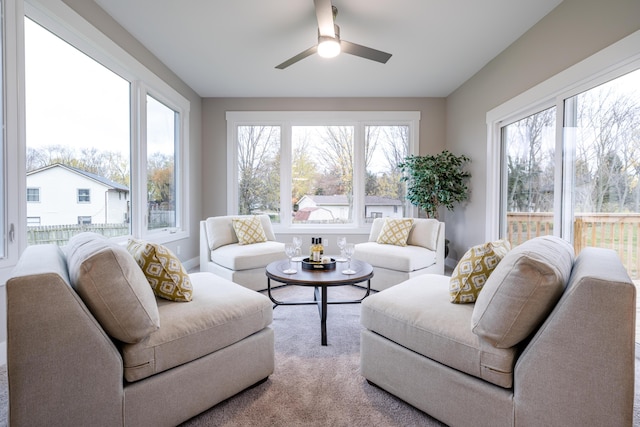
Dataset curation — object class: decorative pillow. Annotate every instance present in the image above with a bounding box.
[449,239,511,303]
[127,239,193,302]
[376,218,415,246]
[471,235,575,348]
[232,216,267,245]
[65,232,160,343]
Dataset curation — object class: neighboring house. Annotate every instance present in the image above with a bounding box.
[293,206,335,222]
[26,164,129,226]
[296,195,404,221]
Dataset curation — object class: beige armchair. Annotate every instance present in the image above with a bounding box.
[200,214,285,291]
[354,218,445,291]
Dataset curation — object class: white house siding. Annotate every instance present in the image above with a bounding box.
[27,167,128,226]
[364,205,402,219]
[106,190,129,224]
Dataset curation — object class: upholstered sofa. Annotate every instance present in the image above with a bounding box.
[354,217,445,291]
[200,214,285,291]
[360,236,636,426]
[7,234,274,427]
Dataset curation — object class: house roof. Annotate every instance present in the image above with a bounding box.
[27,163,129,192]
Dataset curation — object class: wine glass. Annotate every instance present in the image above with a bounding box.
[292,236,302,261]
[336,237,347,261]
[342,243,356,275]
[283,243,298,274]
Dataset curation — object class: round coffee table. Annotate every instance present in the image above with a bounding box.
[265,258,374,346]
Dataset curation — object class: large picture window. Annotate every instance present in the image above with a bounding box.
[496,67,640,279]
[227,111,419,231]
[23,12,189,246]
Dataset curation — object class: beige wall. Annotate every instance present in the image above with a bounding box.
[201,97,446,218]
[63,0,203,264]
[444,0,640,262]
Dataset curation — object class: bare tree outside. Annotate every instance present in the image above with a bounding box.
[504,69,640,280]
[366,125,408,203]
[237,125,281,218]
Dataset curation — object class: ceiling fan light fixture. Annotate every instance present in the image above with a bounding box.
[317,37,341,58]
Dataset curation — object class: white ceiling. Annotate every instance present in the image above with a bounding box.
[93,0,563,98]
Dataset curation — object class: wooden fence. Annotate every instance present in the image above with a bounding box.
[507,212,640,279]
[27,224,129,246]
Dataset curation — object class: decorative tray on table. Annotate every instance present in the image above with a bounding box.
[301,257,337,271]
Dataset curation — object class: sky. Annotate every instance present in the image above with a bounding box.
[24,17,174,157]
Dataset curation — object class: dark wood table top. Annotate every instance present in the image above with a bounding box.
[266,258,373,287]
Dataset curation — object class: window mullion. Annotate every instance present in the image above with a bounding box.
[130,80,146,238]
[352,123,365,226]
[280,123,292,227]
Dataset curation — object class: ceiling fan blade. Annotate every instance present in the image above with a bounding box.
[314,0,335,37]
[275,45,318,69]
[341,40,392,64]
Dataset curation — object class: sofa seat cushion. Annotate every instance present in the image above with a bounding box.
[361,275,517,388]
[354,242,436,272]
[121,272,273,382]
[211,241,285,271]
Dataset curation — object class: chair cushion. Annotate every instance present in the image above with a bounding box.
[376,218,414,246]
[406,218,440,251]
[361,275,517,388]
[65,232,160,343]
[121,272,273,382]
[471,235,574,348]
[127,239,193,302]
[232,216,267,245]
[205,215,276,251]
[212,241,286,271]
[449,239,511,303]
[354,241,437,272]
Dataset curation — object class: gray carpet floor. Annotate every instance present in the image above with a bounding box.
[0,284,639,426]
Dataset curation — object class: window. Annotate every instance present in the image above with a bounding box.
[494,67,640,279]
[27,217,40,225]
[77,189,90,203]
[23,10,190,246]
[501,107,557,244]
[146,95,178,231]
[292,125,354,224]
[26,187,39,202]
[364,125,409,221]
[227,111,420,231]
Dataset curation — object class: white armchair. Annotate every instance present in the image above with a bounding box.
[200,215,285,291]
[354,218,445,291]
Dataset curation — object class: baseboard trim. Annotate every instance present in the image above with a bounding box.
[182,256,199,272]
[0,341,6,366]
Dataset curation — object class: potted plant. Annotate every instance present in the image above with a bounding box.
[398,151,471,257]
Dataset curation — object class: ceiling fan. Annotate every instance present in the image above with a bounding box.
[275,0,392,69]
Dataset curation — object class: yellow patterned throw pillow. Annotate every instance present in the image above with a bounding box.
[127,239,193,302]
[376,218,415,246]
[232,216,267,245]
[449,239,511,304]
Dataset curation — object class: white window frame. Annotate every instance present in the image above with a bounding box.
[486,29,640,242]
[226,111,420,234]
[24,0,191,245]
[0,0,24,274]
